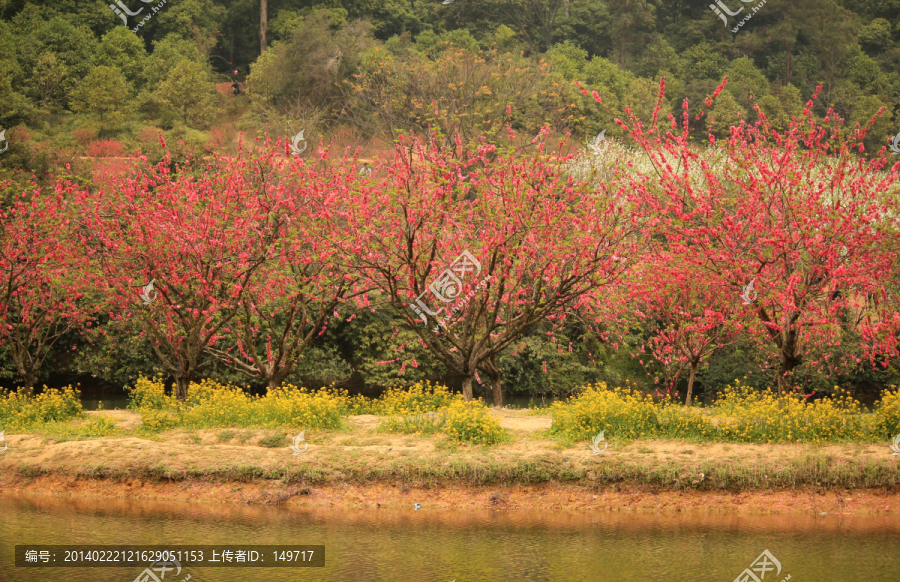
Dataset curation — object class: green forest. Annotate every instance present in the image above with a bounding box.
[1,0,899,404]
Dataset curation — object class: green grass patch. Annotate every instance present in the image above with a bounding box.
[216,430,236,442]
[378,413,445,435]
[258,432,287,448]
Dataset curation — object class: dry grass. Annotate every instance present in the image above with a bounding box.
[1,408,897,493]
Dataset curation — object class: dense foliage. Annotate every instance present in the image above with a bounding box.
[2,1,898,178]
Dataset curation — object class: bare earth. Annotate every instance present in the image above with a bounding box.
[1,408,898,515]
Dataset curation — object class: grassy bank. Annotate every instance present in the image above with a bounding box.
[1,408,898,493]
[1,378,899,495]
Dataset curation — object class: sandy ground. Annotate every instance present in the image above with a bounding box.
[1,408,898,515]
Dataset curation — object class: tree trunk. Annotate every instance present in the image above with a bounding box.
[776,362,794,397]
[685,361,698,406]
[260,0,268,54]
[481,354,503,408]
[462,376,473,401]
[777,327,802,397]
[490,374,503,409]
[785,47,792,85]
[175,376,191,402]
[776,351,803,397]
[19,374,37,399]
[267,368,291,392]
[757,306,802,398]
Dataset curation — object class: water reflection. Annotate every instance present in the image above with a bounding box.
[2,494,899,581]
[80,397,130,411]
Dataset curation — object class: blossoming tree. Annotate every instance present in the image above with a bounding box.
[329,132,640,406]
[621,250,745,405]
[628,81,896,395]
[205,158,365,389]
[83,145,294,401]
[0,183,92,395]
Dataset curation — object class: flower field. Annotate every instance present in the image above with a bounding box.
[549,381,900,445]
[4,378,899,447]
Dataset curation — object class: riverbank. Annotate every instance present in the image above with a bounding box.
[1,408,898,515]
[4,473,900,516]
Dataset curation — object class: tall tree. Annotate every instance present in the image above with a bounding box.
[260,0,268,54]
[346,46,579,158]
[861,164,900,368]
[486,0,569,53]
[0,184,92,395]
[622,250,744,405]
[153,59,217,127]
[631,84,896,395]
[71,65,129,124]
[330,133,639,406]
[83,147,292,401]
[206,162,364,389]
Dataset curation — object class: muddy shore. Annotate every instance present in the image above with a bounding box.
[4,475,900,517]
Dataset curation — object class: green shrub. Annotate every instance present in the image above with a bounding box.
[127,375,176,410]
[443,400,505,445]
[139,409,182,433]
[258,432,287,448]
[0,386,84,430]
[548,383,659,441]
[130,378,349,431]
[549,381,875,444]
[873,386,900,439]
[370,382,462,415]
[74,415,121,437]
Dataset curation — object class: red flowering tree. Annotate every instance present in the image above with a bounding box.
[82,145,294,401]
[204,159,364,389]
[0,183,92,395]
[860,171,900,367]
[628,81,896,395]
[621,250,745,405]
[329,132,640,406]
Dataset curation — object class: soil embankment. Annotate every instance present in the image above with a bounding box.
[1,408,898,515]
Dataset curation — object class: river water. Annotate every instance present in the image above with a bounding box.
[2,495,899,581]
